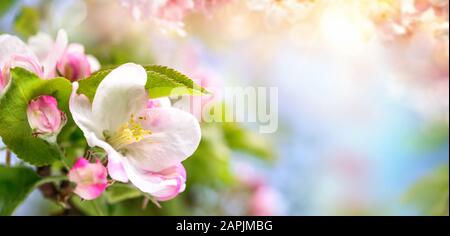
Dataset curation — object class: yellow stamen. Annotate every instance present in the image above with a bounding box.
[105,115,151,150]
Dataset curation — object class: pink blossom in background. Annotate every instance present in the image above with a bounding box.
[193,0,232,16]
[27,30,68,78]
[27,95,67,143]
[249,185,282,216]
[234,162,283,216]
[119,0,231,35]
[0,29,99,88]
[57,44,100,82]
[68,158,108,200]
[154,0,194,22]
[0,34,45,93]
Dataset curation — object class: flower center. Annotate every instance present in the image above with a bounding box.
[105,115,151,150]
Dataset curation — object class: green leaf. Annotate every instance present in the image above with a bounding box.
[105,183,143,204]
[0,68,72,166]
[70,195,109,216]
[223,122,275,161]
[144,65,208,96]
[409,121,449,152]
[14,6,40,37]
[0,166,41,215]
[0,0,16,17]
[184,124,234,187]
[77,65,208,101]
[403,165,449,216]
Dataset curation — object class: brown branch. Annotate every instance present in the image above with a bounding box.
[36,166,83,216]
[5,149,11,167]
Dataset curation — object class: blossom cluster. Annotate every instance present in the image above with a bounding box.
[0,30,202,202]
[1,30,99,93]
[119,0,232,35]
[246,0,318,26]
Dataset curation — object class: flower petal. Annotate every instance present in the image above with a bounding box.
[70,84,129,182]
[68,158,108,200]
[40,29,68,78]
[0,34,41,76]
[0,34,38,65]
[87,55,100,72]
[27,32,54,62]
[146,97,171,109]
[122,159,182,196]
[74,184,107,200]
[69,82,103,145]
[125,107,201,172]
[105,148,129,182]
[92,63,148,133]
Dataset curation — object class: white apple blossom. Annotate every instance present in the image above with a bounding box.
[69,63,201,199]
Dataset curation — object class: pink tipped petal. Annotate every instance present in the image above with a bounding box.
[151,164,187,201]
[122,159,173,194]
[125,107,201,172]
[74,183,107,200]
[123,160,186,200]
[73,157,89,169]
[0,67,6,93]
[0,34,39,66]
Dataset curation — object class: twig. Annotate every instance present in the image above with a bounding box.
[35,175,69,188]
[142,197,150,210]
[5,149,11,167]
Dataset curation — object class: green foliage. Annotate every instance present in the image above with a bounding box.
[403,164,449,216]
[223,122,274,161]
[109,197,188,216]
[0,68,72,166]
[144,65,208,97]
[184,124,234,187]
[209,103,275,161]
[71,195,110,216]
[105,184,142,204]
[77,65,208,102]
[409,121,449,152]
[0,0,16,17]
[0,166,41,215]
[14,6,40,37]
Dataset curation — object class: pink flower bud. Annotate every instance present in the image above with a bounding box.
[56,44,93,82]
[27,95,67,142]
[68,158,108,200]
[148,163,187,201]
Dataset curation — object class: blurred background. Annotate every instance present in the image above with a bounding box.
[1,0,448,216]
